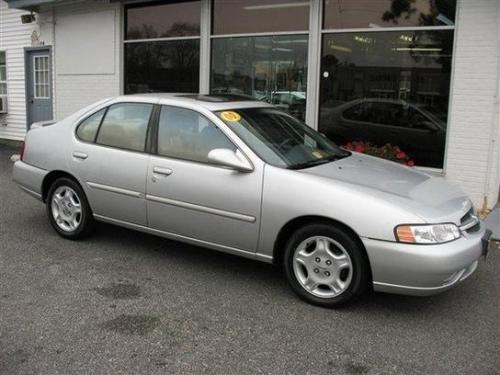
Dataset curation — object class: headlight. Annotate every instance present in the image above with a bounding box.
[395,224,461,244]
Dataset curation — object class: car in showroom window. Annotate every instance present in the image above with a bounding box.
[12,94,491,308]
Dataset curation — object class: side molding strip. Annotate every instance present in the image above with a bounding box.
[146,194,256,223]
[92,214,272,263]
[87,182,142,198]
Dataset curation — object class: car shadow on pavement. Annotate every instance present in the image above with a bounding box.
[89,221,459,313]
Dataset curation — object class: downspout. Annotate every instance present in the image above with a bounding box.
[480,2,500,215]
[51,6,56,121]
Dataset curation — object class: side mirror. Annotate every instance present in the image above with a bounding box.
[208,148,254,172]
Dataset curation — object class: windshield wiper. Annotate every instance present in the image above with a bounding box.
[287,153,349,170]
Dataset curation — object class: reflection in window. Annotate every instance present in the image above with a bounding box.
[319,30,453,168]
[96,103,153,152]
[125,40,200,94]
[125,0,200,40]
[212,0,309,35]
[211,35,308,121]
[323,0,456,29]
[158,106,235,163]
[77,109,106,143]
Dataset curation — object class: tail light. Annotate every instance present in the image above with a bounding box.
[20,141,25,161]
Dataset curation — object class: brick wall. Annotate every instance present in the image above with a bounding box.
[445,0,500,209]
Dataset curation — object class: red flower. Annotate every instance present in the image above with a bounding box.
[354,143,365,153]
[396,151,406,160]
[394,146,401,153]
[407,160,415,167]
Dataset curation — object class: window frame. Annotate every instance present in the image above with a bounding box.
[74,102,159,155]
[151,104,248,168]
[33,55,50,99]
[0,51,7,98]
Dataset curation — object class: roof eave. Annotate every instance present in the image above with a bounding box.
[5,0,73,10]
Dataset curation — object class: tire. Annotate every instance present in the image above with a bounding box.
[46,177,94,240]
[283,223,370,307]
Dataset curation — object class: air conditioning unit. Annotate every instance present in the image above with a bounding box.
[0,96,7,114]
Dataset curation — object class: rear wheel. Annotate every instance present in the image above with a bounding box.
[46,177,94,239]
[283,223,369,307]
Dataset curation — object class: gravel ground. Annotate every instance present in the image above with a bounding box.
[0,145,499,374]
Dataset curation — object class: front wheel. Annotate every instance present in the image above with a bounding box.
[283,223,370,307]
[46,177,94,239]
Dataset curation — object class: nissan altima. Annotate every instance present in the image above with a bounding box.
[13,94,491,307]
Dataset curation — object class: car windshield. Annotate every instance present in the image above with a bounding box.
[216,107,350,169]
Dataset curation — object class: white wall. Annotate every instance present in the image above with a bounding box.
[445,0,500,210]
[0,1,35,140]
[38,1,121,121]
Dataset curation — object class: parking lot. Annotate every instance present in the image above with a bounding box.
[0,144,499,375]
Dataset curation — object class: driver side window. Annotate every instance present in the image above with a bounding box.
[157,106,236,163]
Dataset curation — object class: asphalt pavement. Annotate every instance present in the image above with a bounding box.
[0,145,499,374]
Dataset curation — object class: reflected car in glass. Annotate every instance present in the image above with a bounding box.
[320,98,447,168]
[13,94,490,307]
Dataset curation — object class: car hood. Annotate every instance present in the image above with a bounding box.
[300,153,471,223]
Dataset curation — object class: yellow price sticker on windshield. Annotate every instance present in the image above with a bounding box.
[220,111,241,122]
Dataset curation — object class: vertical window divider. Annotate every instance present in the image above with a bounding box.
[199,0,211,95]
[305,0,322,130]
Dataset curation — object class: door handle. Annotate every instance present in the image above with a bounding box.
[153,166,173,176]
[73,151,88,160]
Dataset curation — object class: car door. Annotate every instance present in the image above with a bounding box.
[71,101,155,226]
[146,105,263,253]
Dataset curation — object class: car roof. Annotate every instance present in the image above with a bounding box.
[114,93,273,111]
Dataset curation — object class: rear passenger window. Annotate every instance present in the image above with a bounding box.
[76,109,106,142]
[96,103,153,152]
[157,106,236,163]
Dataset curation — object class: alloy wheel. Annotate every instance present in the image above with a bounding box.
[292,235,353,298]
[50,186,82,232]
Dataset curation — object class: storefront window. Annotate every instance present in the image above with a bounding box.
[126,0,200,39]
[318,30,454,168]
[323,0,456,29]
[124,1,201,94]
[125,40,199,94]
[212,0,309,35]
[211,35,308,121]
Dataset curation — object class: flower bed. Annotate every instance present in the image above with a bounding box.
[342,141,415,167]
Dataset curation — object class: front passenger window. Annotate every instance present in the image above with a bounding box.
[96,103,153,152]
[158,106,236,163]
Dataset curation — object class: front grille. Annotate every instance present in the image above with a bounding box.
[460,208,480,233]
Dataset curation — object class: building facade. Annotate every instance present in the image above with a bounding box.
[0,1,37,140]
[3,0,500,211]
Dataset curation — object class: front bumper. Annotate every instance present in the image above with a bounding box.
[363,225,489,296]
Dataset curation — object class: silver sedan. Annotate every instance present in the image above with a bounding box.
[13,94,491,307]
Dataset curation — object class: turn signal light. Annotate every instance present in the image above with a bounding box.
[395,225,416,243]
